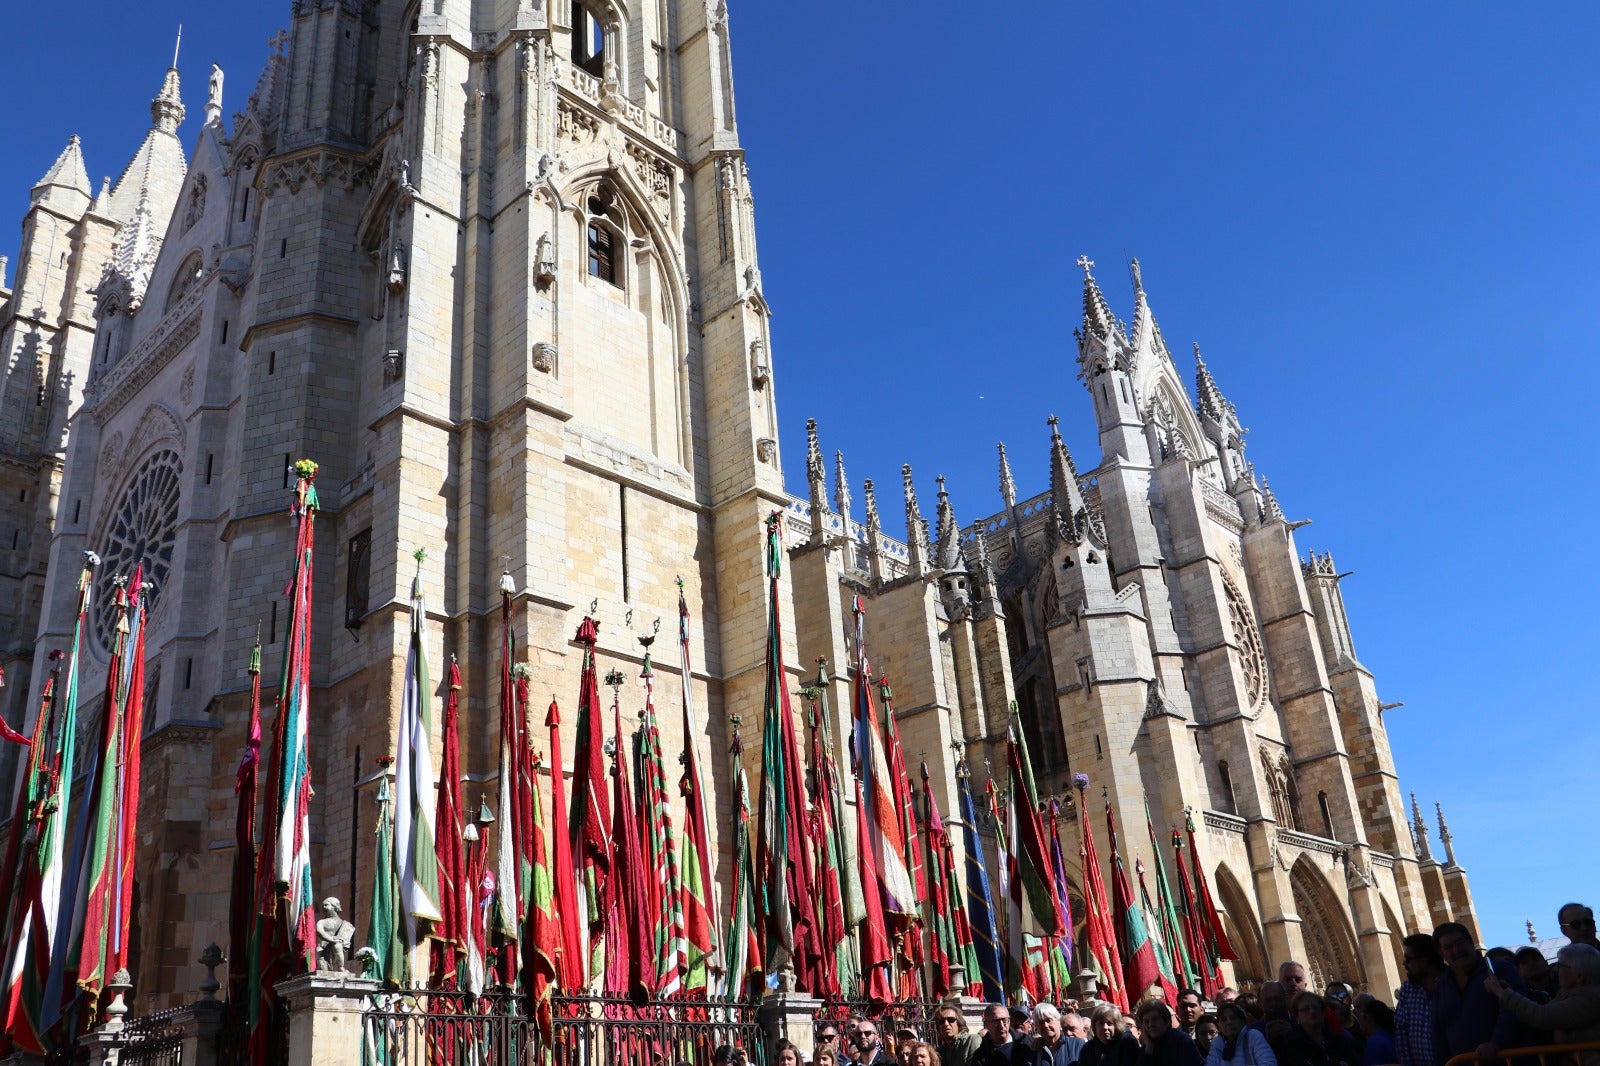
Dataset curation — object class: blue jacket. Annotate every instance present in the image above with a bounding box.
[1035,1036,1089,1066]
[1431,955,1530,1062]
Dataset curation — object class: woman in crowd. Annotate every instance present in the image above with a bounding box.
[1081,1002,1142,1066]
[1278,992,1360,1066]
[1205,1002,1277,1066]
[1487,942,1600,1066]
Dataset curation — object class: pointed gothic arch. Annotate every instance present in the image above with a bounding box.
[1214,864,1270,987]
[1381,896,1406,975]
[1289,856,1362,991]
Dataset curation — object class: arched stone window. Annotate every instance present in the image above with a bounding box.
[572,1,607,78]
[585,184,624,288]
[166,252,204,313]
[1261,748,1299,831]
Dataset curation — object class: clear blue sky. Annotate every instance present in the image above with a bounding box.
[4,3,1596,952]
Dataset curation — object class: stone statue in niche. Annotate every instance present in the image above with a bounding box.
[534,232,555,286]
[388,240,407,293]
[316,898,355,972]
[756,437,777,465]
[749,339,769,389]
[531,342,557,374]
[383,349,404,386]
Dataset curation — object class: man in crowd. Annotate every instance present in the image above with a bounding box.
[976,1003,1022,1065]
[819,1022,851,1066]
[854,1018,894,1066]
[1432,921,1528,1062]
[1033,1003,1088,1066]
[933,1003,981,1066]
[1063,1011,1091,1043]
[1560,904,1600,952]
[1280,962,1309,996]
[1174,990,1204,1039]
[1395,933,1442,1066]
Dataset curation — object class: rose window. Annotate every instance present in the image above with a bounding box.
[93,449,182,653]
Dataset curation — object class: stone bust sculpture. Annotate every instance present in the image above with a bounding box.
[315,897,355,973]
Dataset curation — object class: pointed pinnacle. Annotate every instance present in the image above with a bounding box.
[833,450,853,518]
[1078,255,1118,340]
[935,476,965,573]
[903,465,930,570]
[1194,342,1232,424]
[862,477,881,535]
[805,418,824,493]
[1261,478,1285,523]
[998,442,1017,509]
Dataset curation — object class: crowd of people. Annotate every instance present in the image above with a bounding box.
[713,902,1600,1066]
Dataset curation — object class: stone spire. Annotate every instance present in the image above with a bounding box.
[1194,342,1232,425]
[106,60,190,226]
[934,476,966,574]
[33,135,91,198]
[834,450,854,548]
[805,419,826,545]
[902,465,930,577]
[1261,478,1285,524]
[998,442,1017,510]
[1436,802,1457,867]
[1077,254,1119,341]
[1411,793,1433,861]
[1049,415,1085,542]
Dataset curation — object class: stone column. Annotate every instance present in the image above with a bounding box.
[758,986,822,1061]
[278,972,382,1066]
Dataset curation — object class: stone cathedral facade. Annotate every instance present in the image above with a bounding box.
[0,0,1475,1007]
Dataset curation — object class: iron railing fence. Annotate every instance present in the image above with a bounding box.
[361,990,768,1066]
[121,1006,187,1066]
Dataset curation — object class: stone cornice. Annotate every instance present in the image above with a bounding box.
[143,718,222,755]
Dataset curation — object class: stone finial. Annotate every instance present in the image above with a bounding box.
[805,420,827,545]
[1528,919,1539,945]
[902,465,929,576]
[862,477,883,581]
[1411,793,1433,861]
[1436,802,1457,867]
[998,441,1017,510]
[198,943,224,1000]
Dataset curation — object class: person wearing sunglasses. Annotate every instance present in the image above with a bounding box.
[1487,943,1600,1066]
[931,1004,980,1066]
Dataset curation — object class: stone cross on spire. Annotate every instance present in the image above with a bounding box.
[1411,793,1433,861]
[1076,255,1095,277]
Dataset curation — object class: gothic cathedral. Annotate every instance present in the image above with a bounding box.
[0,0,1476,1004]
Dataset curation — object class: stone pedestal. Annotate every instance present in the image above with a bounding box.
[278,972,382,1066]
[79,1028,122,1066]
[758,990,822,1061]
[180,1000,224,1066]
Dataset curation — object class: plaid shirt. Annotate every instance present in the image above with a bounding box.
[1396,979,1436,1066]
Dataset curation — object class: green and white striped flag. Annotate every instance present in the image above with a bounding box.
[394,555,441,985]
